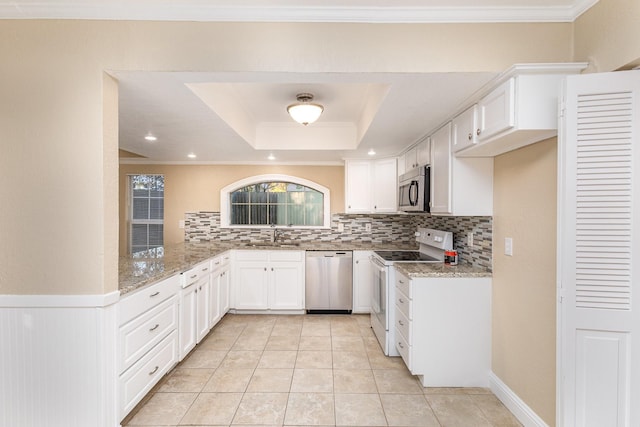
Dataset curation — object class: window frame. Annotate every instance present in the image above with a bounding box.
[220,174,331,229]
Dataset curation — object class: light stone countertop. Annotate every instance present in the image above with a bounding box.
[119,240,420,296]
[394,262,492,279]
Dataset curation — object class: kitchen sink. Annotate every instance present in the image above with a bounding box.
[246,242,301,248]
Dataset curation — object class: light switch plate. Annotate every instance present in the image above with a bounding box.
[178,220,185,229]
[337,223,344,232]
[467,232,474,247]
[505,237,513,256]
[365,223,372,232]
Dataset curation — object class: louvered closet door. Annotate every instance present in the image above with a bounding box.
[559,71,640,427]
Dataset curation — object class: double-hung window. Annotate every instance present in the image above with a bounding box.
[129,174,164,253]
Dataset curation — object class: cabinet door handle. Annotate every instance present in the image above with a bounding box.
[264,267,267,271]
[271,267,274,272]
[398,320,404,326]
[148,366,159,376]
[398,342,404,349]
[399,280,404,284]
[468,132,473,140]
[399,298,405,304]
[476,128,481,136]
[356,260,359,264]
[149,291,160,298]
[149,323,160,332]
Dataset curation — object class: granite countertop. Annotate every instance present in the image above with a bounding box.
[394,262,492,279]
[119,240,420,295]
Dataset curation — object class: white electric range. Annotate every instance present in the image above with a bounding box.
[369,228,453,356]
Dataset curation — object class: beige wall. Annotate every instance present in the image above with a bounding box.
[574,0,640,72]
[492,138,558,425]
[118,164,344,254]
[0,19,573,295]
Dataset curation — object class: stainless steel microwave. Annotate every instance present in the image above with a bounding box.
[398,166,430,212]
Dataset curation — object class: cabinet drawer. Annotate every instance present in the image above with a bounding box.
[395,307,411,344]
[182,260,210,287]
[395,287,412,320]
[119,295,178,373]
[119,330,178,420]
[395,327,411,371]
[119,274,180,326]
[211,255,223,271]
[395,272,411,298]
[269,250,303,262]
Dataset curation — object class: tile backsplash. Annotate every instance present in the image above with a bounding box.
[184,212,492,271]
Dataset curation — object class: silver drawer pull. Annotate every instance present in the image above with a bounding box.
[149,324,159,332]
[399,280,405,284]
[398,342,404,349]
[202,267,208,272]
[399,298,405,304]
[148,366,159,376]
[149,291,160,297]
[398,320,404,326]
[215,262,220,265]
[190,274,197,279]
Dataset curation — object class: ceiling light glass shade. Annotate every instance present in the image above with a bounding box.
[287,93,323,126]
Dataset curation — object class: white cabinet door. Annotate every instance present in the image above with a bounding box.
[209,270,221,328]
[269,262,304,310]
[179,284,197,359]
[452,105,478,153]
[345,160,372,213]
[371,158,397,213]
[404,146,418,170]
[396,154,406,177]
[235,263,269,310]
[219,265,230,315]
[195,277,210,343]
[345,159,397,213]
[478,78,515,141]
[352,251,372,313]
[416,138,430,166]
[430,122,452,215]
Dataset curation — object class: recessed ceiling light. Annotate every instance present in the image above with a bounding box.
[367,148,376,156]
[144,134,157,142]
[187,153,196,159]
[268,154,276,160]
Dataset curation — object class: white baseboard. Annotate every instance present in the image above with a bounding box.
[489,372,549,427]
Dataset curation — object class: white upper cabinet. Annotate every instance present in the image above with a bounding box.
[345,158,397,214]
[456,63,587,157]
[452,105,479,153]
[403,138,430,171]
[430,122,493,216]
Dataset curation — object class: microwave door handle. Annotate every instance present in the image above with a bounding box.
[409,181,419,206]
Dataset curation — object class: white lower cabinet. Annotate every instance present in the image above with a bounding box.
[352,251,373,313]
[117,274,181,421]
[219,261,230,315]
[179,260,213,360]
[233,250,304,311]
[394,269,491,387]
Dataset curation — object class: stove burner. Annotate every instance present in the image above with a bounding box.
[373,250,440,263]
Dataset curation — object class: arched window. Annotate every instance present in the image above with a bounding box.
[220,175,330,228]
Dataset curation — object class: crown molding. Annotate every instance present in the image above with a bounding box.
[1,0,600,23]
[119,158,345,166]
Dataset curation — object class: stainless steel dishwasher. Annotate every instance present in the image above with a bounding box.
[305,251,353,314]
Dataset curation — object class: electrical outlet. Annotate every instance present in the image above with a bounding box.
[337,223,344,232]
[178,220,185,229]
[365,223,372,232]
[505,237,513,256]
[467,232,474,247]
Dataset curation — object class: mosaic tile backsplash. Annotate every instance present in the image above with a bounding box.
[184,212,492,271]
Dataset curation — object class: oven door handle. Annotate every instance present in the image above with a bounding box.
[408,180,419,206]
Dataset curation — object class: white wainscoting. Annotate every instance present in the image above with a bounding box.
[489,372,549,427]
[0,292,119,427]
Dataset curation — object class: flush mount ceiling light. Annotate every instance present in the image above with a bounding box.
[368,148,376,156]
[287,93,324,126]
[187,153,197,159]
[144,134,157,142]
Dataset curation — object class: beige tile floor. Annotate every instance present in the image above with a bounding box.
[124,314,522,427]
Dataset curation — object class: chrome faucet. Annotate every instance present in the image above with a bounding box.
[271,226,283,243]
